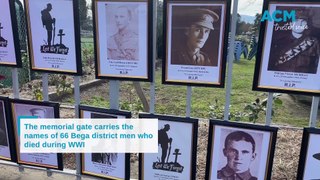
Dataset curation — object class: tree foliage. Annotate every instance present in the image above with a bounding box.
[157,0,163,59]
[235,14,253,35]
[252,13,262,34]
[79,0,91,30]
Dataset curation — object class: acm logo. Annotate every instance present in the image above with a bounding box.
[261,10,296,22]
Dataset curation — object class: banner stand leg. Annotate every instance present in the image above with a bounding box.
[42,73,49,101]
[109,80,120,110]
[11,68,19,99]
[223,0,239,121]
[265,93,274,126]
[186,86,192,118]
[73,76,81,180]
[309,96,319,128]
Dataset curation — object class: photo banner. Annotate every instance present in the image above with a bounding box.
[163,0,231,87]
[94,0,153,82]
[0,0,22,67]
[24,0,82,75]
[253,1,320,95]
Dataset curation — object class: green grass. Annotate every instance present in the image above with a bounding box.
[62,58,318,128]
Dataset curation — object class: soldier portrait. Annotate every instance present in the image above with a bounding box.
[217,130,259,180]
[106,5,139,61]
[95,1,150,81]
[253,3,320,95]
[170,7,220,66]
[164,2,229,87]
[206,120,278,180]
[268,6,320,74]
[10,100,62,170]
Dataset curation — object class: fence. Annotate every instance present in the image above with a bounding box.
[1,0,319,179]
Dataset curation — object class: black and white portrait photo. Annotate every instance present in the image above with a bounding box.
[139,114,198,180]
[268,7,320,74]
[297,128,320,179]
[24,0,81,74]
[217,130,260,180]
[91,153,118,165]
[206,120,278,180]
[0,0,21,67]
[170,8,220,67]
[95,0,152,81]
[10,99,62,170]
[164,1,230,87]
[80,106,131,180]
[107,5,139,61]
[253,2,320,95]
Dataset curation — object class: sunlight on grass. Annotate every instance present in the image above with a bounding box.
[62,58,314,128]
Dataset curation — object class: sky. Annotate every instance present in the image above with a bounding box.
[237,0,263,16]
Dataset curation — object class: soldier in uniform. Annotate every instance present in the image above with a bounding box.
[171,8,219,66]
[107,6,138,60]
[158,124,172,164]
[217,131,258,180]
[41,3,56,47]
[268,8,320,74]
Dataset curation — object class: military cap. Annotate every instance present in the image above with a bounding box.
[30,108,46,116]
[314,153,320,160]
[186,8,219,30]
[292,8,309,21]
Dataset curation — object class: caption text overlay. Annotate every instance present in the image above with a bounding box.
[19,119,158,153]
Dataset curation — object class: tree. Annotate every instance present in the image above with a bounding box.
[252,13,262,34]
[235,14,253,35]
[157,0,163,59]
[79,0,90,30]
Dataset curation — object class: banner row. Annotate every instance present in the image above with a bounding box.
[1,0,320,95]
[0,96,318,179]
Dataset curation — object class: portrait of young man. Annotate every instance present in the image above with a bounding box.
[268,7,320,74]
[170,6,221,67]
[107,5,139,61]
[218,131,258,180]
[164,3,228,86]
[10,101,61,169]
